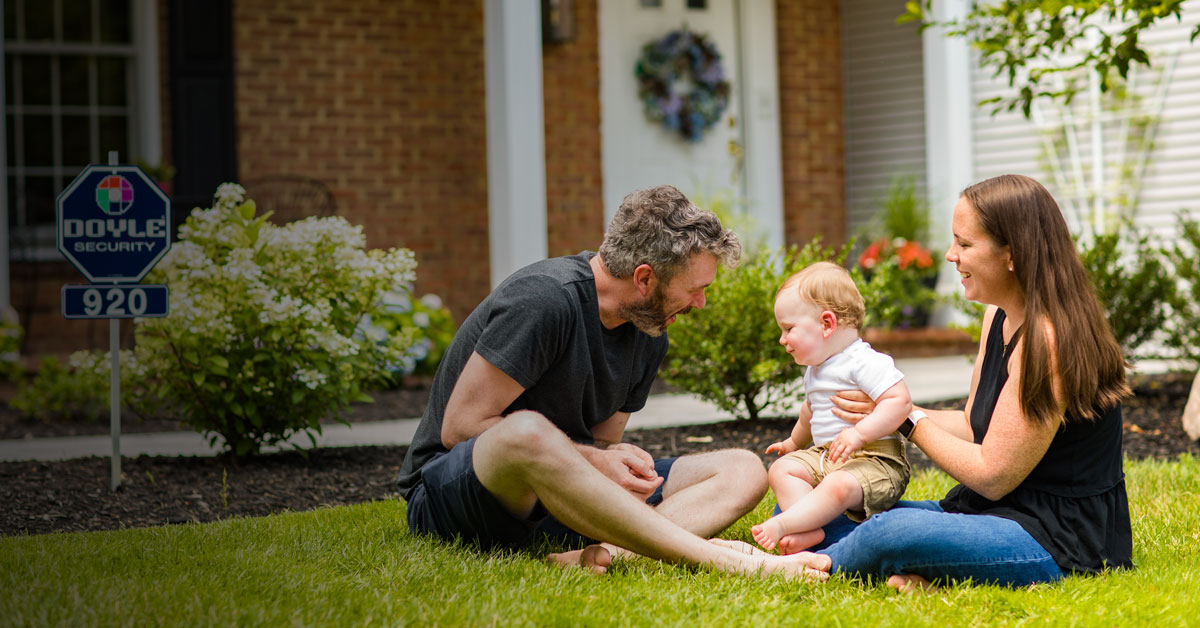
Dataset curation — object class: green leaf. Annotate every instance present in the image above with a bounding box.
[192,372,205,386]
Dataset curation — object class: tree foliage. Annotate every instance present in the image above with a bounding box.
[901,1,1199,117]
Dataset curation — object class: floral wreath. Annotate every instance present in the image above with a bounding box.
[634,29,731,142]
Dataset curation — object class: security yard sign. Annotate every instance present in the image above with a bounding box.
[57,163,172,283]
[62,284,170,319]
[56,155,173,490]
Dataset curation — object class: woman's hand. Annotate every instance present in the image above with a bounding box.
[831,390,874,423]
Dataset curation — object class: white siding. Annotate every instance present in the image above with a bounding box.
[970,1,1200,239]
[841,0,928,238]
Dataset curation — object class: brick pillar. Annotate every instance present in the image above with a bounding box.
[776,0,846,247]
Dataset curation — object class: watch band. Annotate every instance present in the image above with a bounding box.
[898,410,928,438]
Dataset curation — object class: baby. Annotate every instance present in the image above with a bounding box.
[753,261,914,554]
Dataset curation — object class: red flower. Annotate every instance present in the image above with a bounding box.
[895,239,934,270]
[858,239,887,269]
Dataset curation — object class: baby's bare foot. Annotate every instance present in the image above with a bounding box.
[887,573,935,594]
[751,520,784,551]
[777,530,824,555]
[546,544,613,575]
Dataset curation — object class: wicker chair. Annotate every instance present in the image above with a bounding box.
[240,175,337,225]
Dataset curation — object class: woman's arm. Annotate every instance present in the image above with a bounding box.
[910,320,1064,500]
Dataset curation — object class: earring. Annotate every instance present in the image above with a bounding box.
[1008,263,1014,272]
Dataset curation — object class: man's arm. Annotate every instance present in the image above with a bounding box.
[590,411,662,499]
[440,351,525,449]
[441,352,662,499]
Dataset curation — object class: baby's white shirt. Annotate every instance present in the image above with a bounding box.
[804,338,905,446]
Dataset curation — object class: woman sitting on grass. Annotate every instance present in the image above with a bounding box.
[719,173,1133,590]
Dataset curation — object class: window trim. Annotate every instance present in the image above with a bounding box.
[2,0,161,263]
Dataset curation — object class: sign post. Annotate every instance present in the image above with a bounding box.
[56,152,172,489]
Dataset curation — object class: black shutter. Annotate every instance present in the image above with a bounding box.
[168,0,238,225]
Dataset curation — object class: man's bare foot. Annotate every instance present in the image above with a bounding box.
[546,544,613,575]
[708,538,833,580]
[708,538,761,555]
[887,573,935,594]
[777,530,824,555]
[751,518,785,551]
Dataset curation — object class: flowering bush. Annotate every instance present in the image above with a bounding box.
[10,351,159,422]
[136,183,418,456]
[358,290,456,379]
[857,237,940,329]
[855,176,941,329]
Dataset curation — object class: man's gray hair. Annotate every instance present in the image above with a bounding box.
[598,185,741,283]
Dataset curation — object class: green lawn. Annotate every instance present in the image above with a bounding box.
[3,455,1197,627]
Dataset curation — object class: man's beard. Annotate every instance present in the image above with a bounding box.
[618,283,691,337]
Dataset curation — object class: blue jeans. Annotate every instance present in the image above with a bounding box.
[809,500,1065,587]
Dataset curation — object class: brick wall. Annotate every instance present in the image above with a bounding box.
[542,0,605,258]
[776,0,846,247]
[233,0,490,320]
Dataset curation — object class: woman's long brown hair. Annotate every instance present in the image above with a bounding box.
[961,174,1130,424]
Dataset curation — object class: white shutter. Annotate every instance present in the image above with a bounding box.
[841,0,928,239]
[970,0,1200,238]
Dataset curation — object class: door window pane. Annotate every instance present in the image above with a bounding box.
[24,0,55,41]
[4,55,13,105]
[21,55,52,105]
[63,0,93,42]
[99,115,127,156]
[6,177,16,229]
[61,115,91,167]
[23,115,53,166]
[25,176,56,224]
[4,115,14,163]
[4,0,16,40]
[61,55,91,106]
[97,56,127,106]
[99,0,131,44]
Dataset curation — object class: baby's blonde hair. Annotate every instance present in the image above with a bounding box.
[777,261,865,330]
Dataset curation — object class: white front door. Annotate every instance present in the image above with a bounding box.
[599,0,783,245]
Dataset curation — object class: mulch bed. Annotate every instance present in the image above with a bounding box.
[2,373,1196,537]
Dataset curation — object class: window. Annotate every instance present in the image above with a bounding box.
[4,0,143,258]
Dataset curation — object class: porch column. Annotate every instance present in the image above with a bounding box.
[485,0,548,288]
[922,0,974,321]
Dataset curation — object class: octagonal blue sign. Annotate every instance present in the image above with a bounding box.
[56,164,172,283]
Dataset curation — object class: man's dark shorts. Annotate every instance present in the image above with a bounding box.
[405,436,676,550]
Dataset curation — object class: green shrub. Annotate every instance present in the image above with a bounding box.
[360,290,456,379]
[1077,224,1175,358]
[135,183,419,457]
[1165,212,1200,369]
[945,293,986,346]
[10,352,157,422]
[662,240,850,420]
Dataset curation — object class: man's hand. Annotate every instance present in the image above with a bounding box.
[765,438,798,456]
[827,427,866,465]
[580,443,663,501]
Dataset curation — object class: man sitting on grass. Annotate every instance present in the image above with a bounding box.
[397,185,824,580]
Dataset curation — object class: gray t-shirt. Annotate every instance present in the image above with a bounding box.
[397,252,668,500]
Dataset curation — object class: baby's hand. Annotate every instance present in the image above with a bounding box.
[827,427,866,465]
[765,439,797,456]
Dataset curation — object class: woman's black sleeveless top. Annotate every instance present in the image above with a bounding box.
[939,310,1133,573]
